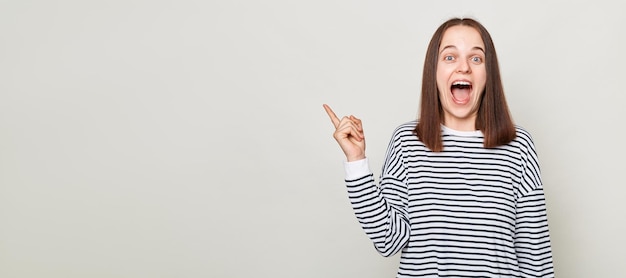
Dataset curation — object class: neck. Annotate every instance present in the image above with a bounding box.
[442,117,477,131]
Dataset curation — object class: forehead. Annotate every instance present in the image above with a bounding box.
[439,25,484,51]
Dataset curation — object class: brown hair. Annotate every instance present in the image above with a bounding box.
[414,18,516,152]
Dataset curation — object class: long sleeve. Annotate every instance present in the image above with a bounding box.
[514,131,555,277]
[344,131,410,257]
[515,188,554,277]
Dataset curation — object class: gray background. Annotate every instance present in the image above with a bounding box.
[1,0,625,277]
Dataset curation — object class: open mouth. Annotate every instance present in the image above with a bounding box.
[451,81,472,104]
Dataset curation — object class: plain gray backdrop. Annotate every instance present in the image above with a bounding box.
[1,0,625,277]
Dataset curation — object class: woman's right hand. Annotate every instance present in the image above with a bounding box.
[323,104,366,162]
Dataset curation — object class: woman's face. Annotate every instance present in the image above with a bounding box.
[436,25,487,131]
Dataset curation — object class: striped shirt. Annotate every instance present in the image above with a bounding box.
[344,121,554,277]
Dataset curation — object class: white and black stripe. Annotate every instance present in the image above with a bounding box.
[345,121,554,277]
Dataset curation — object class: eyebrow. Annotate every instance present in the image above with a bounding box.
[439,45,485,54]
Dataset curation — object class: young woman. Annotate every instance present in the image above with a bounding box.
[323,18,554,277]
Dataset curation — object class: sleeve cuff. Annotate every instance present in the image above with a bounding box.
[344,158,372,180]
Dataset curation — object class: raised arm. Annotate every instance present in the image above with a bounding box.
[324,106,411,257]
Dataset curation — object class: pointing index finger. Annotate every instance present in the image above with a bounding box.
[322,104,340,128]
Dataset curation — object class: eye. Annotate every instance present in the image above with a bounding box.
[471,56,483,63]
[443,55,455,61]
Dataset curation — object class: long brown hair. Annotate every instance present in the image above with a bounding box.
[414,18,516,152]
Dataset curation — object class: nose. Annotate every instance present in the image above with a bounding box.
[456,58,471,74]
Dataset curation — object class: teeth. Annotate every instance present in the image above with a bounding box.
[452,81,471,86]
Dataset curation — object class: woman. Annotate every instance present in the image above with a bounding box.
[323,18,554,277]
